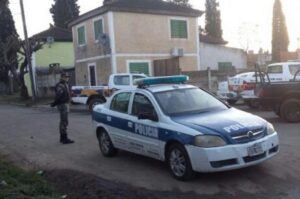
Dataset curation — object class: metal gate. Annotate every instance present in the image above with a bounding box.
[153,57,180,76]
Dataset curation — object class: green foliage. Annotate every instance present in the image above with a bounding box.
[50,0,80,28]
[204,0,223,40]
[272,0,289,62]
[0,156,60,199]
[0,0,19,87]
[167,0,191,7]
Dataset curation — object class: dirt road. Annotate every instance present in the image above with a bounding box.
[0,104,299,198]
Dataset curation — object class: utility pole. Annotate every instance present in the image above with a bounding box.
[19,0,36,102]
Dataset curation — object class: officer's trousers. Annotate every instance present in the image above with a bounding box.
[57,103,69,135]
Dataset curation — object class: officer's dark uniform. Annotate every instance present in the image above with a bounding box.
[51,72,74,144]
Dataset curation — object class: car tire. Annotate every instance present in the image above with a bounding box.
[89,98,105,112]
[246,99,260,109]
[280,98,300,123]
[167,143,195,181]
[97,129,118,157]
[227,99,237,105]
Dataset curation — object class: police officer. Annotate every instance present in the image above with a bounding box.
[51,72,74,144]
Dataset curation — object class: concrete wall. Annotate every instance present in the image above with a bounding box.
[199,42,247,70]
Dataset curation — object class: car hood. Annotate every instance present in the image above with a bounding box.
[171,108,267,143]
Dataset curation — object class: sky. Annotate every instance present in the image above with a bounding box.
[9,0,300,53]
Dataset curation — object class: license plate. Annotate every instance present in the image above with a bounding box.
[247,142,264,157]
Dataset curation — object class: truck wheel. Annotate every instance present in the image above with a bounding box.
[280,99,300,123]
[167,143,195,181]
[246,99,260,109]
[97,129,118,157]
[89,98,104,112]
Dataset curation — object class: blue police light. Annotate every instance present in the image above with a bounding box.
[134,75,189,86]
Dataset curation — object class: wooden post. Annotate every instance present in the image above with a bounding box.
[208,67,212,91]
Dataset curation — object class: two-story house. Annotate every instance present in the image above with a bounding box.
[69,0,203,86]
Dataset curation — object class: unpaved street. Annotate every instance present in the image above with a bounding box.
[0,104,300,198]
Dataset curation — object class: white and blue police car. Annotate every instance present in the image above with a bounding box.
[92,75,279,181]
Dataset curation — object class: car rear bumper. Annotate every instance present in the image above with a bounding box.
[185,133,279,172]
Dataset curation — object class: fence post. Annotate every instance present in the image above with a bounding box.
[207,67,212,91]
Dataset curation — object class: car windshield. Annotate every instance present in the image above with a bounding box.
[154,88,228,116]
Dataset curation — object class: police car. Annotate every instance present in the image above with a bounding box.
[92,76,279,181]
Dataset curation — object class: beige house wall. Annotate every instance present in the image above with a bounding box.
[75,58,111,86]
[72,11,200,85]
[72,13,110,61]
[116,56,198,74]
[113,12,198,54]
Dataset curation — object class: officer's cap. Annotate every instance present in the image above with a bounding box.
[61,72,70,78]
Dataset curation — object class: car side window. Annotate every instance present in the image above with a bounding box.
[110,92,131,113]
[114,75,130,85]
[267,65,283,74]
[132,93,157,117]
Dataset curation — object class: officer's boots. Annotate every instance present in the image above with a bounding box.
[60,134,75,144]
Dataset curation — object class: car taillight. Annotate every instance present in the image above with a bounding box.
[70,91,76,97]
[242,81,256,90]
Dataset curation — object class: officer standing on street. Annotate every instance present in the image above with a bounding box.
[51,72,75,144]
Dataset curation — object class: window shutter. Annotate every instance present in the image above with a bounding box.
[94,19,103,40]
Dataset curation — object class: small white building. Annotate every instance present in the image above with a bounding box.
[199,34,247,71]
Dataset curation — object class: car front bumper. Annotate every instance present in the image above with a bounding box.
[185,133,279,172]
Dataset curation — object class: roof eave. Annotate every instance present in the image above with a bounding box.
[68,6,203,28]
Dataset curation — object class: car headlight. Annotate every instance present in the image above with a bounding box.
[194,135,226,148]
[267,123,276,135]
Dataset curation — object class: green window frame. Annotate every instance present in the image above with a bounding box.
[129,62,150,75]
[170,19,188,39]
[77,26,86,45]
[94,19,103,41]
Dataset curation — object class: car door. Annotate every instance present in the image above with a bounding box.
[106,92,132,150]
[126,92,162,159]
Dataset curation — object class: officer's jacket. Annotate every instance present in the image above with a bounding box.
[54,80,70,105]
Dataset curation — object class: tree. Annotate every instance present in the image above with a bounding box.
[50,0,80,28]
[204,0,223,40]
[18,38,44,99]
[167,0,191,7]
[0,0,20,93]
[272,0,289,62]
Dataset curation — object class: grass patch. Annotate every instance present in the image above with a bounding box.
[0,156,61,199]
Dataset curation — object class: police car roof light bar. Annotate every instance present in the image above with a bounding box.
[135,75,189,87]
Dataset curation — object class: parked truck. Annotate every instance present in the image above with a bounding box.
[71,73,147,111]
[255,62,300,122]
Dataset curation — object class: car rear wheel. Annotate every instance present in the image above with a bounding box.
[97,129,118,157]
[167,143,195,181]
[89,98,105,112]
[280,98,300,123]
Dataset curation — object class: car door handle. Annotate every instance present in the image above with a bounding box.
[107,116,112,122]
[128,122,133,128]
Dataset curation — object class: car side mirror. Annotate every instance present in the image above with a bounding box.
[138,112,158,122]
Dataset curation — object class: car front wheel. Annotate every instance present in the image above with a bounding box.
[97,129,118,157]
[167,143,195,181]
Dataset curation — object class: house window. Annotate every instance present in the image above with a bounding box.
[77,26,86,45]
[218,62,233,71]
[94,18,104,41]
[129,62,150,75]
[170,19,188,39]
